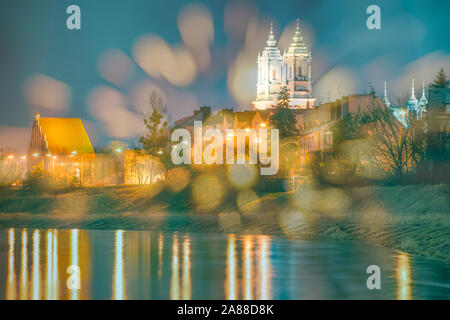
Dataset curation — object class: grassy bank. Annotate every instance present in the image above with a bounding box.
[0,183,449,263]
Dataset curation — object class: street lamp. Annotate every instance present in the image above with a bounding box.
[7,155,14,159]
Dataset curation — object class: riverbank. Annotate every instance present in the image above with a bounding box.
[0,183,449,263]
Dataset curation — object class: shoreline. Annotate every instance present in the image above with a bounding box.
[0,183,448,264]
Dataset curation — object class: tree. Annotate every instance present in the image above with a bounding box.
[140,90,169,155]
[363,101,424,180]
[270,86,299,138]
[430,68,450,89]
[277,86,291,108]
[139,90,171,183]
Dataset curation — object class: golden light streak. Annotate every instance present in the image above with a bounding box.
[70,229,79,300]
[396,252,412,300]
[113,230,126,300]
[182,236,191,300]
[170,234,180,300]
[52,231,58,300]
[6,228,16,300]
[32,230,40,300]
[45,230,53,300]
[20,229,28,300]
[243,235,253,300]
[258,236,271,300]
[225,234,238,300]
[158,233,164,279]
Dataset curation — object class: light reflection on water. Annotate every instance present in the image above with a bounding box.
[1,228,449,300]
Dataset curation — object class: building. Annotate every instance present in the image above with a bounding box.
[253,19,315,110]
[28,111,95,184]
[425,87,450,163]
[384,79,428,127]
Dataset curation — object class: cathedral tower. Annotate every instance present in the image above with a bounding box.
[253,19,315,110]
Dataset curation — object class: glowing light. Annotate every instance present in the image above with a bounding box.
[225,234,238,300]
[70,229,79,300]
[6,228,16,300]
[115,148,122,153]
[113,230,126,300]
[21,155,27,160]
[182,236,191,300]
[157,150,163,155]
[20,229,28,300]
[170,235,180,300]
[52,156,57,160]
[52,231,58,300]
[45,230,53,300]
[243,236,254,300]
[7,154,14,159]
[24,74,71,112]
[46,153,52,157]
[258,236,271,300]
[32,230,40,300]
[396,252,412,300]
[158,233,164,279]
[227,164,258,189]
[191,173,225,211]
[71,150,77,155]
[260,123,266,128]
[32,153,39,157]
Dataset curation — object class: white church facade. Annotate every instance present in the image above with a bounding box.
[253,19,315,110]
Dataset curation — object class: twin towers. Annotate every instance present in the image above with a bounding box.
[253,19,316,110]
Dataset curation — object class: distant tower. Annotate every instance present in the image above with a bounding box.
[253,23,284,110]
[383,80,390,109]
[283,18,315,109]
[406,78,419,114]
[418,80,428,116]
[253,18,315,110]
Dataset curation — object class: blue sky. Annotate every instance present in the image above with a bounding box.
[0,0,449,149]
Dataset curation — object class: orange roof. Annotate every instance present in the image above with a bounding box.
[38,117,94,154]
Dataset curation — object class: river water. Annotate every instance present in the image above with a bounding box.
[0,228,449,300]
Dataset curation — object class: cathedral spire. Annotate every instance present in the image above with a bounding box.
[265,22,277,47]
[419,80,428,110]
[410,78,416,100]
[406,78,418,112]
[286,18,308,57]
[383,81,390,108]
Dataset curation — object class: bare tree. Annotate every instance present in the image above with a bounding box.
[363,101,424,179]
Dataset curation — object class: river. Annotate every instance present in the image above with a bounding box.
[0,228,449,299]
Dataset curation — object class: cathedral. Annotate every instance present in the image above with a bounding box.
[384,79,428,127]
[253,19,315,110]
